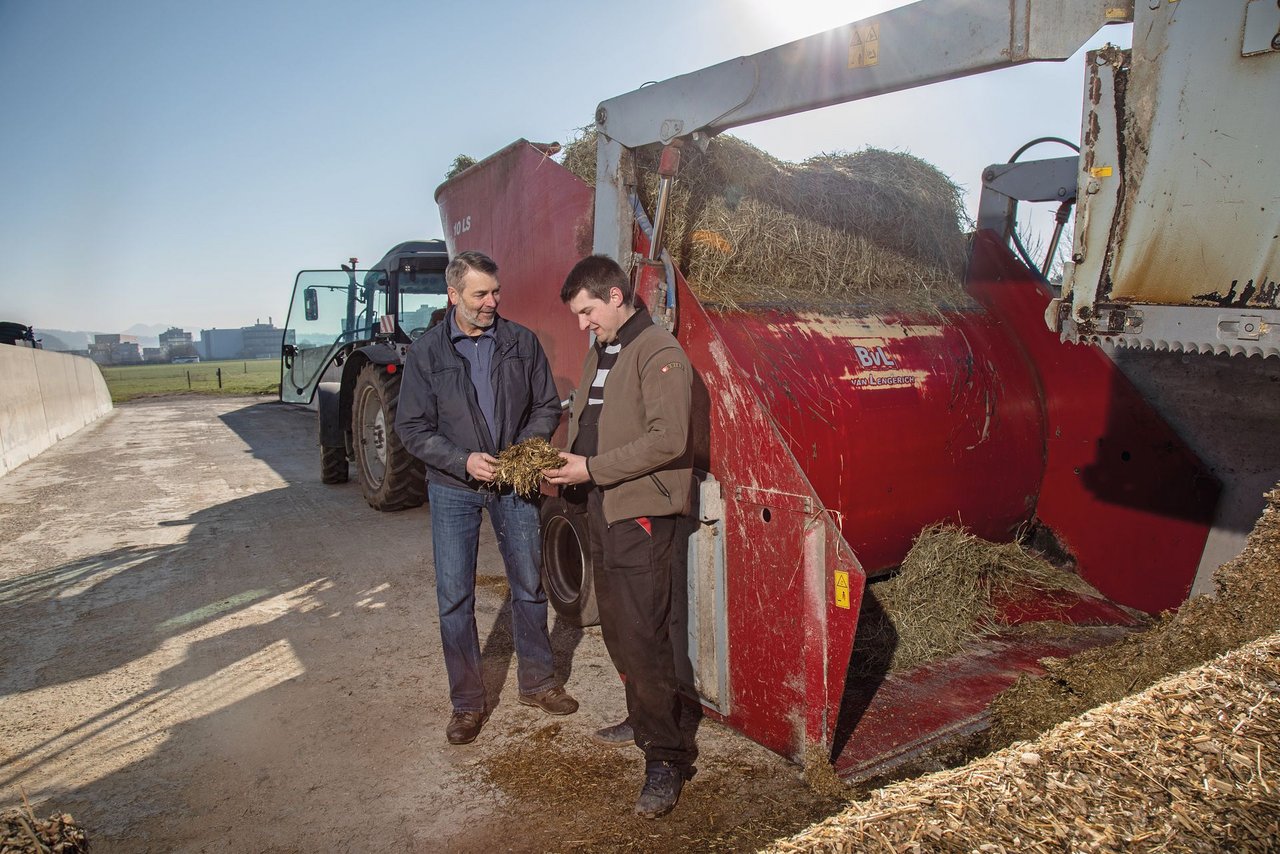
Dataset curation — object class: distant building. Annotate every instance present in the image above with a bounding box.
[241,318,288,359]
[197,318,291,360]
[89,334,141,365]
[159,327,198,361]
[198,328,244,361]
[158,327,192,349]
[143,346,166,362]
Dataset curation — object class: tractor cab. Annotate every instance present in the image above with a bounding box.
[280,240,449,404]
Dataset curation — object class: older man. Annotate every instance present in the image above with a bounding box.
[396,249,577,745]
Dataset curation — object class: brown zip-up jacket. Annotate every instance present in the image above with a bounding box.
[565,316,693,524]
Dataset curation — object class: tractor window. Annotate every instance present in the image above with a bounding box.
[399,270,449,339]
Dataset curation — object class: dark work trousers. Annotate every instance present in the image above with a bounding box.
[587,488,694,771]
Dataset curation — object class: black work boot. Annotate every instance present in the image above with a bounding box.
[634,761,687,819]
[589,719,634,747]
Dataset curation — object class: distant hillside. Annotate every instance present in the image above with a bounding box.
[123,322,172,341]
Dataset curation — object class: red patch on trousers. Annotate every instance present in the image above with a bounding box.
[635,516,652,536]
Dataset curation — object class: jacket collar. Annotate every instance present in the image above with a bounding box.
[598,299,651,351]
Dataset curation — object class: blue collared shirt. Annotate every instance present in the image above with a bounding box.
[449,309,498,446]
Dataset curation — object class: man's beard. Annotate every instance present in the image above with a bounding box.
[459,304,495,329]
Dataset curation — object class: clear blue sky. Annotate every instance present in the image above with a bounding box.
[0,0,1129,335]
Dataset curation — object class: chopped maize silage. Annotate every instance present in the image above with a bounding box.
[491,437,565,497]
[767,631,1280,854]
[560,129,972,311]
[849,524,1105,677]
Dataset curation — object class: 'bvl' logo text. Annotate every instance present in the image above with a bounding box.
[855,346,896,367]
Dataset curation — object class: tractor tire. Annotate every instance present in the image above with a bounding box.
[352,363,426,511]
[540,493,598,627]
[320,445,349,484]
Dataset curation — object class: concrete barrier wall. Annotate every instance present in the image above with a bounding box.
[0,346,113,477]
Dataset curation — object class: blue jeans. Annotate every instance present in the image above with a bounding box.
[428,481,556,712]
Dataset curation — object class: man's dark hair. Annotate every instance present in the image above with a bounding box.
[560,254,633,306]
[446,250,499,292]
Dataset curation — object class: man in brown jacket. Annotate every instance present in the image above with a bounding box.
[544,254,695,819]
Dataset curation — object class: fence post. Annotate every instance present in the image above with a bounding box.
[187,371,191,389]
[217,368,223,389]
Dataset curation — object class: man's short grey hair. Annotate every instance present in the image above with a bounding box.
[446,250,498,291]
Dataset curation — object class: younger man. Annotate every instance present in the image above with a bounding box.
[544,254,695,818]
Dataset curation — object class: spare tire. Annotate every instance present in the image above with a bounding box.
[540,493,598,627]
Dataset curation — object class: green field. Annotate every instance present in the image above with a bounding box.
[100,359,281,403]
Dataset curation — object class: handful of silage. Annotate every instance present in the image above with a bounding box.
[492,438,566,497]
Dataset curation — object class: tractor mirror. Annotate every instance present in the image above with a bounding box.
[304,287,319,321]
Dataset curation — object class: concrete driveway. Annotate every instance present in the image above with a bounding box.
[0,396,839,853]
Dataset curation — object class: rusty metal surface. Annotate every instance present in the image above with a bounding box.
[1063,2,1280,356]
[1109,2,1279,309]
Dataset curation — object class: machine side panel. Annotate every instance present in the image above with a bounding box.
[970,232,1220,613]
[1062,1,1280,355]
[674,275,867,759]
[710,307,1045,576]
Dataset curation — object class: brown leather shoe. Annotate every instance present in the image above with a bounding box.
[446,709,489,745]
[517,686,579,716]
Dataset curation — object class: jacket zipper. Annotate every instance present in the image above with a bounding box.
[649,473,671,499]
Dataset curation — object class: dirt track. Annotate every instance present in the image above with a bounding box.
[0,396,840,852]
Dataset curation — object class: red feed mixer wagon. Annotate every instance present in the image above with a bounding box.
[345,0,1272,779]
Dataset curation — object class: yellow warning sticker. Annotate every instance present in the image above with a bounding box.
[848,23,880,69]
[1089,166,1114,178]
[834,570,851,609]
[1104,7,1128,19]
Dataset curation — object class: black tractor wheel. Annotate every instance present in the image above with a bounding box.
[540,494,598,627]
[320,445,349,484]
[352,363,426,511]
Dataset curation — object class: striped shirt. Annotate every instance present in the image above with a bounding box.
[571,302,649,458]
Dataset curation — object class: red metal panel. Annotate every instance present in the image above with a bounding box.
[967,232,1220,613]
[675,275,867,759]
[832,626,1132,780]
[712,307,1046,575]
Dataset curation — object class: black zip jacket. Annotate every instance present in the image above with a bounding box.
[394,309,561,492]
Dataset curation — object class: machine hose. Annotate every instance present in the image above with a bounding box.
[1007,136,1080,282]
[629,193,678,325]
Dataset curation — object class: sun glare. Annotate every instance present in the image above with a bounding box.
[736,0,902,44]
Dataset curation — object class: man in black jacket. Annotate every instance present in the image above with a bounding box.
[395,250,577,745]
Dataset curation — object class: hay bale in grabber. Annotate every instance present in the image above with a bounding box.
[434,135,1222,781]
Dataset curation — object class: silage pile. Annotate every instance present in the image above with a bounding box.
[849,524,1108,677]
[560,129,971,312]
[767,631,1280,853]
